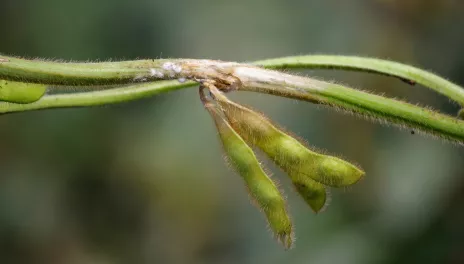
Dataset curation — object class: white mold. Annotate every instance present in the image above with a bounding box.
[162,62,175,71]
[150,68,164,78]
[172,64,182,73]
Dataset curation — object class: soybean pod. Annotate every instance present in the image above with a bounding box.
[200,86,293,249]
[209,87,364,210]
[206,87,328,212]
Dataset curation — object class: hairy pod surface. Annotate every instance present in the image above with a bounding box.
[210,88,364,190]
[0,80,46,103]
[203,100,293,249]
[206,89,325,212]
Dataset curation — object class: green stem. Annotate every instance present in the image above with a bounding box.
[230,66,464,144]
[0,55,167,85]
[254,55,464,106]
[242,82,464,143]
[0,81,195,113]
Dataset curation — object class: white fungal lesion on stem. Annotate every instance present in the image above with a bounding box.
[147,60,244,92]
[147,59,326,96]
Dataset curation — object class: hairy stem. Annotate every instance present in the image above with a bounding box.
[0,81,195,113]
[230,66,464,143]
[0,55,167,85]
[1,55,463,143]
[255,55,464,106]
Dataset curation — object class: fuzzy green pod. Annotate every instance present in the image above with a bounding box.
[221,103,329,212]
[0,80,46,103]
[211,88,364,190]
[206,89,326,212]
[203,98,293,249]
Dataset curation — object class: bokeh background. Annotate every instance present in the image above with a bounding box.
[1,0,464,263]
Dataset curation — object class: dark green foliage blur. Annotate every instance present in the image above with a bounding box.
[1,0,464,263]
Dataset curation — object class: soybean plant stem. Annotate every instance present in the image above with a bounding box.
[255,55,464,106]
[0,55,463,143]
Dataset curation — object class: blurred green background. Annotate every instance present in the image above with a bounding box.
[1,0,464,263]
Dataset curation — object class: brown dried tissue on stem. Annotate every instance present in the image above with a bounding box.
[167,60,324,104]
